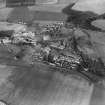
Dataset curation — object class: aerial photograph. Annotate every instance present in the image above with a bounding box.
[0,0,105,105]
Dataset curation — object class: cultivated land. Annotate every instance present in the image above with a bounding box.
[0,1,105,105]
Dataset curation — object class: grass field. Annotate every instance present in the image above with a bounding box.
[0,1,105,105]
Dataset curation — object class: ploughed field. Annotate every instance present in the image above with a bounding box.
[0,21,97,105]
[0,43,93,105]
[0,21,105,105]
